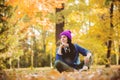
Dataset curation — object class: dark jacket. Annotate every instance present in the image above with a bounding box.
[55,44,90,68]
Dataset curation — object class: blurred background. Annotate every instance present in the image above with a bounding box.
[0,0,120,69]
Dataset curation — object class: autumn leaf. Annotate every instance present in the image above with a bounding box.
[1,17,7,21]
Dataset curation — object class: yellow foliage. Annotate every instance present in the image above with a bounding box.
[90,0,105,7]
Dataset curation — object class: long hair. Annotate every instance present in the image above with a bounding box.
[61,37,76,60]
[67,38,76,54]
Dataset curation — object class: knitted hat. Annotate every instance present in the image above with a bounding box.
[60,30,72,40]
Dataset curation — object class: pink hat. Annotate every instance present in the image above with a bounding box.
[60,30,72,40]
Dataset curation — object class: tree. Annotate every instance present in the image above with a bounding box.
[105,0,114,67]
[0,0,13,69]
[0,0,12,53]
[105,0,120,67]
[55,3,65,47]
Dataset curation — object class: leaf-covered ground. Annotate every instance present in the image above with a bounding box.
[0,65,120,80]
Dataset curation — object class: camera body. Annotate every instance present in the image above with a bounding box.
[64,46,70,53]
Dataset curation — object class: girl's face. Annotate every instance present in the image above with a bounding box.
[60,35,68,44]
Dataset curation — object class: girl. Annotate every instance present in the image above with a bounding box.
[55,30,92,73]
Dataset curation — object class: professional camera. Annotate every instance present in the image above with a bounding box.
[64,47,70,53]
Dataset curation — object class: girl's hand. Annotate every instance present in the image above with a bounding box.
[57,44,64,55]
[84,56,90,64]
[61,43,69,47]
[84,52,92,64]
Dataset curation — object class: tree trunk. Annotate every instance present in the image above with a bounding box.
[118,44,120,65]
[106,0,114,67]
[55,3,64,47]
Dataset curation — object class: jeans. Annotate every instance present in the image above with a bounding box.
[54,60,74,73]
[54,57,92,73]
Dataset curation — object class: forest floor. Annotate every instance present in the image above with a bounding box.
[0,65,120,80]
